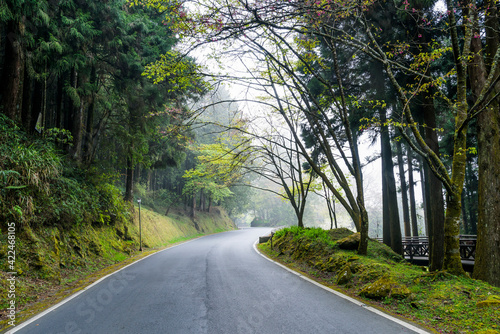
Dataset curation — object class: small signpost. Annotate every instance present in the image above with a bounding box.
[137,198,142,251]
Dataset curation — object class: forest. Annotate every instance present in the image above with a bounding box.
[1,0,499,289]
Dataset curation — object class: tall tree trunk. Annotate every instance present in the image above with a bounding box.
[200,189,205,212]
[474,104,500,287]
[380,109,402,254]
[147,170,153,191]
[332,199,338,230]
[418,158,428,236]
[421,94,446,271]
[124,156,134,202]
[465,163,477,234]
[69,68,84,162]
[71,102,84,162]
[82,66,97,165]
[382,169,391,246]
[357,202,369,255]
[82,100,95,165]
[324,182,338,230]
[297,210,304,228]
[440,114,467,276]
[190,192,196,218]
[438,0,468,276]
[56,77,64,129]
[444,190,466,275]
[396,140,411,237]
[407,147,419,236]
[461,195,470,234]
[63,69,77,154]
[1,20,25,122]
[325,190,334,229]
[208,196,213,213]
[21,66,33,131]
[469,10,500,286]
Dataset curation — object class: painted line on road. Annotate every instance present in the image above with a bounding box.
[6,238,201,334]
[253,240,431,334]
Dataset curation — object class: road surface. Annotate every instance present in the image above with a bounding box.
[9,228,428,334]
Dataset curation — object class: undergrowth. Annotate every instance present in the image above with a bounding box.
[0,113,129,229]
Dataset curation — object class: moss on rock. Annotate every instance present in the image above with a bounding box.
[320,254,348,272]
[358,263,390,283]
[328,228,354,241]
[336,264,353,285]
[337,233,360,250]
[477,295,500,308]
[359,276,411,300]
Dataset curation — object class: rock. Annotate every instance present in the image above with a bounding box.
[337,233,360,250]
[359,276,411,300]
[359,263,389,283]
[328,228,354,241]
[476,295,500,308]
[336,264,353,285]
[321,255,348,272]
[259,235,271,243]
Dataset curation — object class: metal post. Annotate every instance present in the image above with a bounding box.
[138,198,142,251]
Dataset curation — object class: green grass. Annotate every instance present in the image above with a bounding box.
[259,227,500,334]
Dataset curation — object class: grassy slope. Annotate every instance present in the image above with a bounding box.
[0,205,236,331]
[258,227,500,334]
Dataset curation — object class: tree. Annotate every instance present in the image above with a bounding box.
[406,143,420,237]
[380,106,402,254]
[467,0,500,286]
[182,130,249,216]
[250,120,314,228]
[134,0,500,282]
[396,139,411,237]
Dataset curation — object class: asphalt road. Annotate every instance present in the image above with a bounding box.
[10,228,428,334]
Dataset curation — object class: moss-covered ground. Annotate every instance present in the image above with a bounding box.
[258,226,500,334]
[0,205,236,332]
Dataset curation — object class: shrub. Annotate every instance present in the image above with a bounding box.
[0,115,129,229]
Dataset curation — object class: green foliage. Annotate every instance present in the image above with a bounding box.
[42,127,74,145]
[182,139,248,203]
[143,50,207,92]
[274,226,340,248]
[0,171,25,191]
[0,113,128,228]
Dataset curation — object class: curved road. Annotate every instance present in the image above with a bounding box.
[10,228,428,334]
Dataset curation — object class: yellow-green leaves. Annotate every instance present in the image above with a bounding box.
[182,131,249,202]
[143,51,207,92]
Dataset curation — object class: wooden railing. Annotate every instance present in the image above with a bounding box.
[375,235,477,261]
